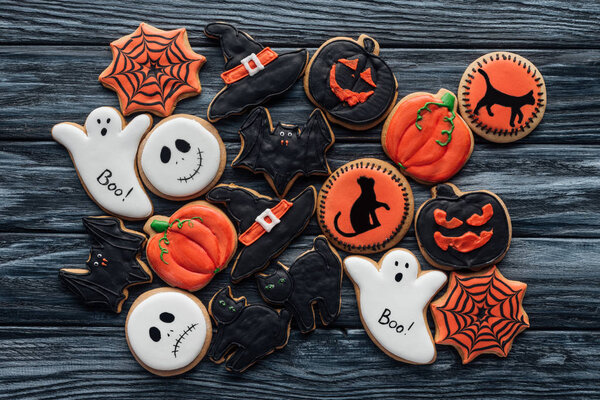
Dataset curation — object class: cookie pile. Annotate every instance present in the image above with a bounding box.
[53,22,545,374]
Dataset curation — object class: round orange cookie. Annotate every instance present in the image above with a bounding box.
[317,158,413,253]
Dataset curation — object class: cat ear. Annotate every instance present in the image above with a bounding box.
[528,90,534,95]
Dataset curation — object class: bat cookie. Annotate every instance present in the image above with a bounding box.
[59,216,152,313]
[206,184,316,283]
[257,236,343,333]
[208,286,291,373]
[144,201,237,292]
[233,107,334,198]
[304,35,398,130]
[138,115,226,200]
[204,22,309,122]
[344,249,447,364]
[99,23,206,117]
[126,288,212,376]
[52,107,153,220]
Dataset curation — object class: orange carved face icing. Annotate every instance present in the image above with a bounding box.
[433,204,494,253]
[329,57,377,106]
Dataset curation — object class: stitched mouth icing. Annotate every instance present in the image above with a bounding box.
[177,148,203,183]
[171,323,198,358]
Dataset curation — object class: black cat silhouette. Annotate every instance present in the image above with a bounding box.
[474,68,535,127]
[257,236,343,333]
[334,176,389,237]
[208,287,291,372]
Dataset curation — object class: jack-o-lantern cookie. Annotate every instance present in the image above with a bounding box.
[317,158,413,253]
[458,52,546,143]
[126,288,212,376]
[144,201,237,292]
[99,23,206,117]
[415,183,512,271]
[138,115,226,200]
[304,35,398,130]
[382,89,474,184]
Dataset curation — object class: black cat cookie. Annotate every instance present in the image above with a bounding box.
[233,107,334,198]
[59,216,152,313]
[208,286,292,373]
[304,35,398,130]
[204,22,309,122]
[458,52,546,143]
[257,236,343,333]
[206,184,316,282]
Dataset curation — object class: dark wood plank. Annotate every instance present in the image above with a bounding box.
[0,46,598,144]
[1,0,599,49]
[1,326,598,399]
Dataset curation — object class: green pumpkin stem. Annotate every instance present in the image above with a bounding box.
[150,220,170,233]
[156,217,203,265]
[415,91,456,147]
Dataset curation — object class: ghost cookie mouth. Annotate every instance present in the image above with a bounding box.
[171,322,199,358]
[177,148,203,183]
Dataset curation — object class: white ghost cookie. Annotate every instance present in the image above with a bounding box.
[138,115,226,200]
[125,288,212,376]
[344,249,447,364]
[51,107,153,219]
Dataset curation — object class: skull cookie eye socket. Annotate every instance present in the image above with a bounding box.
[106,118,111,123]
[160,146,171,163]
[159,312,175,323]
[97,119,101,124]
[175,139,190,153]
[149,326,161,342]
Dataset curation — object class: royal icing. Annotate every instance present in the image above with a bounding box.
[344,249,447,364]
[52,107,153,219]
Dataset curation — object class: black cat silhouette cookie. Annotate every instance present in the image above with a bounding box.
[257,235,343,333]
[458,52,546,143]
[208,286,292,372]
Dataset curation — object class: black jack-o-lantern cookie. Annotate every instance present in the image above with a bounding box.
[458,52,546,143]
[317,158,413,253]
[415,183,512,271]
[304,35,398,130]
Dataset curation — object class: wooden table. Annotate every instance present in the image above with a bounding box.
[1,1,599,398]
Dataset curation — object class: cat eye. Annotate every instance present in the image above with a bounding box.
[278,278,286,284]
[228,306,236,312]
[175,139,190,153]
[160,146,171,163]
[219,300,226,307]
[395,273,403,282]
[160,312,175,323]
[265,283,274,290]
[149,326,161,342]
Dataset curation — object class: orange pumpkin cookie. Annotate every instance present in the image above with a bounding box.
[430,266,529,364]
[99,23,206,117]
[381,89,474,184]
[144,201,237,291]
[458,52,546,143]
[317,158,413,253]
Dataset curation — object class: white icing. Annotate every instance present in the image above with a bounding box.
[127,291,208,372]
[255,208,280,232]
[344,249,447,364]
[52,107,153,219]
[140,117,222,198]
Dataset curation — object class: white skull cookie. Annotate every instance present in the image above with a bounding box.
[344,249,447,364]
[138,115,225,200]
[125,288,212,376]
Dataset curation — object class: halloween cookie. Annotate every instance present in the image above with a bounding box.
[233,107,334,198]
[415,183,511,271]
[257,236,343,333]
[204,22,309,122]
[208,286,291,373]
[144,201,237,292]
[206,184,316,283]
[138,115,226,200]
[458,51,546,143]
[382,89,474,184]
[304,35,398,130]
[317,158,413,253]
[99,23,206,117]
[52,107,153,220]
[59,216,152,313]
[344,249,447,364]
[126,288,212,376]
[431,266,529,364]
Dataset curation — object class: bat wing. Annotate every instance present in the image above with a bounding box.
[232,107,273,174]
[83,217,145,256]
[59,268,126,312]
[299,109,334,176]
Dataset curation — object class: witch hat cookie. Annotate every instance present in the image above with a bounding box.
[204,22,309,122]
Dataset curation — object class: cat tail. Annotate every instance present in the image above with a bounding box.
[333,212,361,237]
[478,68,492,86]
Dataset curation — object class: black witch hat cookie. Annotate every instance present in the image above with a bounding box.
[204,22,309,122]
[206,184,316,282]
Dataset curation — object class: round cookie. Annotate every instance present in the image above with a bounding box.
[125,287,212,376]
[317,158,413,253]
[457,51,546,143]
[138,115,226,200]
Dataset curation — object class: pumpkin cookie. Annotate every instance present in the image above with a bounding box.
[381,89,474,184]
[304,35,398,130]
[458,52,546,143]
[317,158,413,253]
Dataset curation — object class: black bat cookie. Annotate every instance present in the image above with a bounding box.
[232,107,334,198]
[59,216,152,313]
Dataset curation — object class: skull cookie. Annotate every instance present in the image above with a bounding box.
[125,288,212,376]
[138,115,226,200]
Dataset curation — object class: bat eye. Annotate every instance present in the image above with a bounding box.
[93,262,99,266]
[97,119,101,124]
[160,312,175,323]
[287,132,292,137]
[175,139,190,153]
[97,254,102,258]
[160,146,171,163]
[149,327,161,342]
[279,131,285,137]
